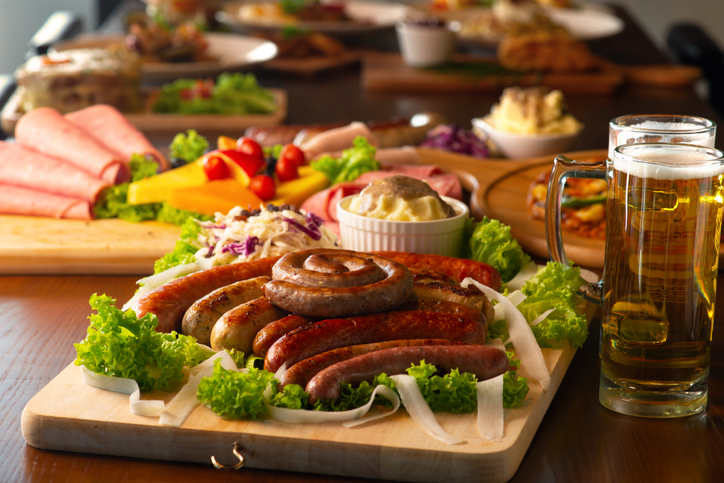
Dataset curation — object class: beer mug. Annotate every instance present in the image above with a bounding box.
[547,142,724,417]
[609,114,716,159]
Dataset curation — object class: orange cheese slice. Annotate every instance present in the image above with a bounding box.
[167,179,264,215]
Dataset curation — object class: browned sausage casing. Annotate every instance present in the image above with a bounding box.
[265,249,413,318]
[410,283,494,325]
[374,252,501,291]
[264,310,486,373]
[182,276,271,344]
[306,345,510,402]
[252,314,315,357]
[131,256,279,333]
[279,339,469,390]
[210,296,290,354]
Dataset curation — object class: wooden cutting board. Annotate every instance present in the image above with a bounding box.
[0,217,180,275]
[362,53,624,96]
[22,335,585,482]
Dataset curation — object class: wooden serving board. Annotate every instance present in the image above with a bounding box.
[22,337,583,482]
[261,51,362,76]
[0,216,180,275]
[362,53,624,96]
[0,88,287,137]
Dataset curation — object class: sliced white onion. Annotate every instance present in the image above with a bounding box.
[506,290,527,307]
[485,338,506,352]
[389,375,465,445]
[122,261,203,311]
[505,261,540,291]
[81,365,165,417]
[476,374,505,442]
[265,384,400,424]
[579,268,601,285]
[462,277,551,391]
[159,351,238,427]
[531,308,556,327]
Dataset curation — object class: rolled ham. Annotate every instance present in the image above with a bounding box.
[0,184,92,220]
[0,141,109,203]
[65,104,169,172]
[15,107,130,185]
[299,122,378,160]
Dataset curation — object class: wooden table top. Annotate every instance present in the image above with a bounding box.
[2,3,723,483]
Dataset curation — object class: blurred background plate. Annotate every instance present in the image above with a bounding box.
[448,4,624,49]
[217,0,413,37]
[51,33,278,83]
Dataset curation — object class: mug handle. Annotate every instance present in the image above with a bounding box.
[545,155,607,305]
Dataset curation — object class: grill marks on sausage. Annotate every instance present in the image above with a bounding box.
[279,338,470,390]
[264,310,487,373]
[182,276,270,345]
[210,296,290,354]
[306,345,510,402]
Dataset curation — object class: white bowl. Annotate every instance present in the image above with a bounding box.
[337,195,469,257]
[472,117,582,159]
[395,21,456,68]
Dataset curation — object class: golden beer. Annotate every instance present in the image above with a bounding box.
[599,144,724,417]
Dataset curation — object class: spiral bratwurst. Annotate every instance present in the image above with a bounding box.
[264,249,414,318]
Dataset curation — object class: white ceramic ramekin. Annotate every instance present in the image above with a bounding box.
[472,117,582,159]
[337,195,469,257]
[395,21,456,68]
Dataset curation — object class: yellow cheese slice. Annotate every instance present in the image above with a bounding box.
[127,160,206,205]
[270,166,330,207]
[166,180,264,215]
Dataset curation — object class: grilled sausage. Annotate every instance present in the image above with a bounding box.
[374,252,502,291]
[210,296,290,354]
[252,314,316,357]
[411,283,494,325]
[279,339,469,390]
[265,249,413,318]
[264,310,486,373]
[409,268,457,285]
[181,276,270,344]
[306,345,510,402]
[131,257,279,333]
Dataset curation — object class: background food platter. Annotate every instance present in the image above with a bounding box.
[442,4,624,49]
[0,88,288,136]
[2,148,721,275]
[217,0,412,37]
[51,33,279,83]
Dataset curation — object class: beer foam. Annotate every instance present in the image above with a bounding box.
[614,145,724,180]
[629,120,712,132]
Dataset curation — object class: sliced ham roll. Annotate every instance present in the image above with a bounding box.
[65,104,169,172]
[0,184,92,220]
[299,122,377,160]
[15,107,130,185]
[0,141,109,203]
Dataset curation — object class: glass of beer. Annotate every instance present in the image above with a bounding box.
[547,142,724,417]
[609,114,716,159]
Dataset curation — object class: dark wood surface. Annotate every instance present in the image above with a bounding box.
[2,3,724,483]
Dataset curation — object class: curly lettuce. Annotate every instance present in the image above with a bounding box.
[74,294,211,391]
[311,136,379,184]
[152,216,204,273]
[170,129,208,164]
[518,262,589,348]
[197,360,275,419]
[469,217,531,282]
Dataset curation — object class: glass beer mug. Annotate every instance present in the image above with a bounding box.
[547,141,724,418]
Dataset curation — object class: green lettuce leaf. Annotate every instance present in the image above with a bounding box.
[152,216,204,273]
[518,262,589,348]
[170,130,209,163]
[74,294,211,391]
[197,360,274,419]
[311,136,379,184]
[503,352,528,409]
[469,217,531,282]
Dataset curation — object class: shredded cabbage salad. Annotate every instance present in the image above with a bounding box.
[194,205,338,266]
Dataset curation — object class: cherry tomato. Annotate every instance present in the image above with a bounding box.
[202,155,230,181]
[248,174,276,200]
[236,137,264,162]
[278,143,306,168]
[221,150,264,178]
[275,155,299,182]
